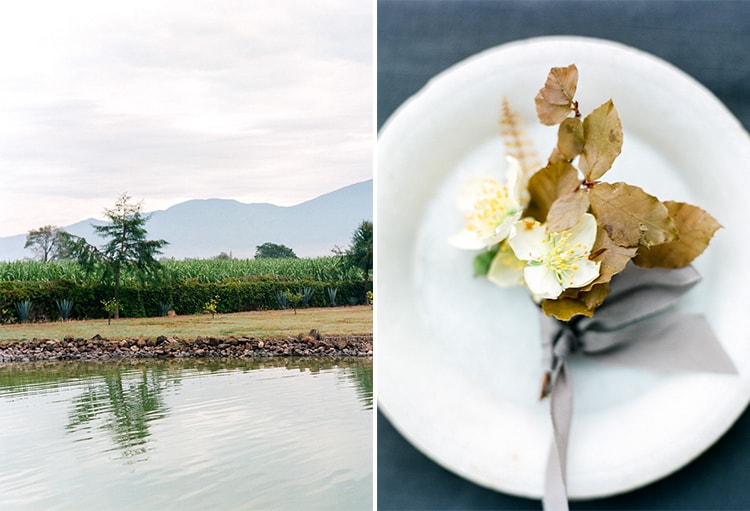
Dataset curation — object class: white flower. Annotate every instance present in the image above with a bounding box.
[450,156,523,250]
[486,241,525,287]
[508,213,601,300]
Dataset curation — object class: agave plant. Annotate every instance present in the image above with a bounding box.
[159,302,172,317]
[326,287,338,307]
[276,291,288,310]
[299,287,314,308]
[15,300,33,322]
[55,298,74,321]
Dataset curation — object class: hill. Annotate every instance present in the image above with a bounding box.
[0,180,372,261]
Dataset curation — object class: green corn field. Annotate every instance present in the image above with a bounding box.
[0,257,365,284]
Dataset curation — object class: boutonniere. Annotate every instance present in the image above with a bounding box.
[451,64,736,510]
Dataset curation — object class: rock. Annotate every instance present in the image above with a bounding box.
[0,333,373,362]
[332,337,350,350]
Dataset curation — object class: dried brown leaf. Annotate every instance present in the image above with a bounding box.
[578,282,611,311]
[633,201,722,268]
[535,64,578,126]
[579,100,623,181]
[582,226,638,290]
[555,117,585,161]
[524,161,580,223]
[546,189,590,233]
[548,146,566,165]
[541,296,594,320]
[589,182,678,248]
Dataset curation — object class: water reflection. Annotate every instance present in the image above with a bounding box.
[66,365,177,462]
[1,358,372,463]
[0,358,373,511]
[343,363,374,409]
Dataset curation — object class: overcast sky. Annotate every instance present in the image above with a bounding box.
[0,0,373,237]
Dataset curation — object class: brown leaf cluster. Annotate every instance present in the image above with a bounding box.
[526,64,720,320]
[535,64,578,125]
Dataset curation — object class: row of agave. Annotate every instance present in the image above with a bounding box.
[11,298,74,322]
[275,286,359,310]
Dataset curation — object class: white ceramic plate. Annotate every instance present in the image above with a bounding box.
[376,36,750,500]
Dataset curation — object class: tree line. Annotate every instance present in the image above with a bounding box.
[22,193,373,319]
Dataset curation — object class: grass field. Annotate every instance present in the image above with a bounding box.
[0,306,372,342]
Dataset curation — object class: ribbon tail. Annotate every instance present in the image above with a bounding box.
[543,362,572,511]
[585,314,737,374]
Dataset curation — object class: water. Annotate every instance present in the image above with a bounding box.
[0,358,372,511]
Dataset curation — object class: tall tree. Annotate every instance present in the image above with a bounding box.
[24,225,70,262]
[69,193,168,318]
[255,242,297,259]
[336,220,373,281]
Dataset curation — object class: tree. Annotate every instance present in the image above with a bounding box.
[24,225,70,261]
[68,193,168,318]
[254,242,297,259]
[335,220,373,281]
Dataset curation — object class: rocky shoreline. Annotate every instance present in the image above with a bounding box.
[0,330,373,363]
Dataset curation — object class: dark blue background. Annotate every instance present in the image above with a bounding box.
[377,1,750,509]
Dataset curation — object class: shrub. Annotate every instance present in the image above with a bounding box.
[204,296,219,319]
[101,298,120,325]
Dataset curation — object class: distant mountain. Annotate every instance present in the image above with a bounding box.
[0,180,372,261]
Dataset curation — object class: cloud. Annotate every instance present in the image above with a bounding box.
[0,0,372,237]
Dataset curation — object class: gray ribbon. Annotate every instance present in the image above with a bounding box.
[539,264,737,511]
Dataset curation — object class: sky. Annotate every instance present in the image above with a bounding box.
[0,0,373,237]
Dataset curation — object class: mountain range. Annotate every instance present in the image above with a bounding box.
[0,180,372,261]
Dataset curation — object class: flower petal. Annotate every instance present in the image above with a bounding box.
[456,176,489,213]
[449,228,487,250]
[567,212,598,250]
[487,243,524,287]
[493,210,523,242]
[508,219,547,261]
[524,264,564,300]
[565,259,601,289]
[504,156,523,202]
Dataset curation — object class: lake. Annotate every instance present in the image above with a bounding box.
[0,357,372,510]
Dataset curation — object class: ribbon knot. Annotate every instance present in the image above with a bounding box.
[540,264,737,511]
[541,321,580,399]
